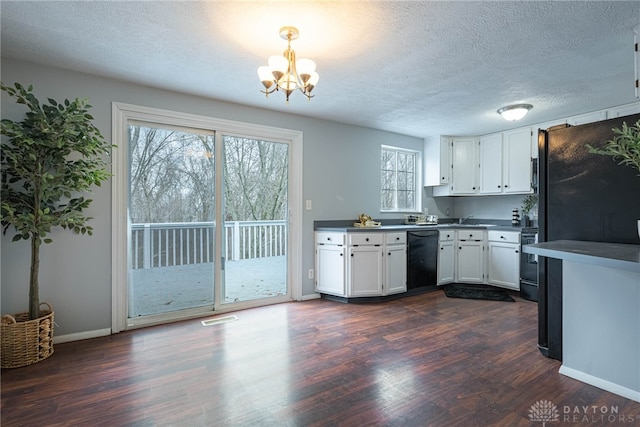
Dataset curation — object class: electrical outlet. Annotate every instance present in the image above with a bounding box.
[308,268,314,279]
[305,199,312,210]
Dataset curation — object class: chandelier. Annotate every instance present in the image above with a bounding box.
[257,26,319,103]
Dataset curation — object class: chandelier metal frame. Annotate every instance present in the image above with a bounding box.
[258,26,319,103]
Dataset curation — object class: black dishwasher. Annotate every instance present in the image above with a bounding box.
[406,229,439,291]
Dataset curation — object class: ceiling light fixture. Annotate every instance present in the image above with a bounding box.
[497,104,533,121]
[257,26,319,103]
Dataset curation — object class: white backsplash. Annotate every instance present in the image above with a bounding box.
[452,194,529,220]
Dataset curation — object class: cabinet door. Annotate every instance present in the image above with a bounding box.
[479,133,503,194]
[488,242,520,290]
[348,246,383,297]
[503,128,533,194]
[438,240,455,285]
[385,244,407,295]
[424,136,452,186]
[451,137,479,195]
[456,241,484,283]
[316,245,346,296]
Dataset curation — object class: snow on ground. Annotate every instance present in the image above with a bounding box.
[130,256,286,317]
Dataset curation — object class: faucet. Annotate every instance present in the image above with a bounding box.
[459,215,473,224]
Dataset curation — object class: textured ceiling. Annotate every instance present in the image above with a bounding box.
[1,1,639,138]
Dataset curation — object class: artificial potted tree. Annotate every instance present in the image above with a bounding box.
[0,82,112,368]
[586,119,640,238]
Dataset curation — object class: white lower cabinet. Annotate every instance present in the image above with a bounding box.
[315,231,406,298]
[384,232,407,295]
[317,227,522,297]
[455,230,485,283]
[437,230,455,285]
[348,234,384,297]
[487,231,521,290]
[315,232,346,296]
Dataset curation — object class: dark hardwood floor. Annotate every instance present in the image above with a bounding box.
[2,290,639,426]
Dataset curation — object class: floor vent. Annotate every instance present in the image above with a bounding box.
[201,315,238,327]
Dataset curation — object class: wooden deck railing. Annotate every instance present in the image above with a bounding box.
[131,221,287,269]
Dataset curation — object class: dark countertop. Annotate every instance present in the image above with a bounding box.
[523,240,640,273]
[314,219,524,233]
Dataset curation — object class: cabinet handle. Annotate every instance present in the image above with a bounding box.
[459,246,462,250]
[504,185,508,188]
[396,237,400,241]
[365,237,369,242]
[351,253,354,257]
[388,252,391,256]
[498,185,501,188]
[472,186,476,190]
[501,236,505,239]
[340,253,343,256]
[515,250,519,253]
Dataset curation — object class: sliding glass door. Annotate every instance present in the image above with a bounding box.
[123,117,292,323]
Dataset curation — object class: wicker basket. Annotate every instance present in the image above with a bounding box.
[1,302,54,368]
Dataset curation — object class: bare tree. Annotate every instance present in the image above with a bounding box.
[223,136,288,221]
[129,127,287,223]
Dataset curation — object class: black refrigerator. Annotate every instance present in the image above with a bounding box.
[537,113,640,360]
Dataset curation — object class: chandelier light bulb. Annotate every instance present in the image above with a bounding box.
[257,66,274,89]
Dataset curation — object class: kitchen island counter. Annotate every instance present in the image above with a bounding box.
[524,239,640,403]
[523,239,640,273]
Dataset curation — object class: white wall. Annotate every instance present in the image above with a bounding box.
[0,58,424,336]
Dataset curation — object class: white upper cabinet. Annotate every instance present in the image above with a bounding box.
[478,129,532,195]
[424,136,452,186]
[502,127,533,194]
[451,137,479,195]
[479,133,503,195]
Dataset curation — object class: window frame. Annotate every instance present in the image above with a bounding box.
[380,145,422,213]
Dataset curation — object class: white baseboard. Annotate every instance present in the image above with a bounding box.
[53,328,112,344]
[301,293,321,301]
[560,365,640,403]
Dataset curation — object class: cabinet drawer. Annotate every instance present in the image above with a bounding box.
[349,233,384,246]
[385,232,406,245]
[316,232,345,245]
[487,230,520,243]
[439,230,455,241]
[456,230,485,241]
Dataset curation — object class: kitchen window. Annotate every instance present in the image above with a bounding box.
[380,145,420,212]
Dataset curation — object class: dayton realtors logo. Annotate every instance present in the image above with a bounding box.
[528,400,639,425]
[529,400,560,426]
